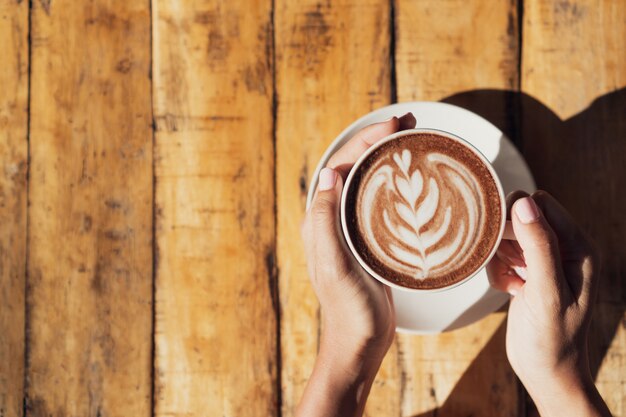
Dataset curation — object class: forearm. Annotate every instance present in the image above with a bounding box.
[295,333,385,417]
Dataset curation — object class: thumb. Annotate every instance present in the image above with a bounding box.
[312,167,342,216]
[308,167,347,274]
[511,196,567,300]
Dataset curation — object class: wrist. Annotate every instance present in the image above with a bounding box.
[318,327,388,380]
[525,370,611,417]
[295,331,385,417]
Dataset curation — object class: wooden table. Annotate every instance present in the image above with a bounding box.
[1,0,624,416]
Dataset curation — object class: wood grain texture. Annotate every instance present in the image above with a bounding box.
[394,1,522,416]
[0,1,28,416]
[152,1,277,415]
[522,0,626,120]
[27,1,153,415]
[521,1,626,414]
[395,0,519,101]
[0,1,621,416]
[274,0,392,415]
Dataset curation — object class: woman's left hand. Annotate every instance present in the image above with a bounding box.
[297,113,416,417]
[301,113,415,361]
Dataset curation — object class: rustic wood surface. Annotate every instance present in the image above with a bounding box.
[0,1,28,416]
[26,1,153,415]
[152,0,277,415]
[0,0,623,416]
[521,1,626,414]
[274,0,393,415]
[394,1,522,416]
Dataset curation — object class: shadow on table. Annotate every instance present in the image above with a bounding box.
[409,87,626,416]
[410,321,525,417]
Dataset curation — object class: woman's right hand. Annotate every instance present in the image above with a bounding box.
[488,191,611,417]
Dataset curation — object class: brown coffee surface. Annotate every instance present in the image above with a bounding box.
[344,133,502,289]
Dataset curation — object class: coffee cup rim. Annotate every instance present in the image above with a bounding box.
[340,127,507,293]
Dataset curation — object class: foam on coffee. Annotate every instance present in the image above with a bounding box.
[344,133,502,290]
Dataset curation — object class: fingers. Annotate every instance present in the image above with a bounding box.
[531,191,598,307]
[505,191,528,255]
[501,190,597,307]
[490,193,528,294]
[531,191,594,256]
[303,168,348,281]
[327,112,416,179]
[511,196,567,300]
[497,240,526,268]
[304,114,415,283]
[487,255,525,295]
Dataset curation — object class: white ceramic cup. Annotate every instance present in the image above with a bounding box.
[340,128,508,292]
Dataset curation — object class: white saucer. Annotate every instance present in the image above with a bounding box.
[306,102,536,334]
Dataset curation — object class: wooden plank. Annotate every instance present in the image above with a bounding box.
[0,1,29,415]
[152,1,278,416]
[274,1,393,416]
[394,1,522,416]
[521,1,626,414]
[395,0,519,101]
[26,1,153,415]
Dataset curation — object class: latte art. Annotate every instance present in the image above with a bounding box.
[360,149,483,279]
[344,133,502,290]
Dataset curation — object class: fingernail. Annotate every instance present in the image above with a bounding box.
[508,288,518,296]
[515,197,540,224]
[318,167,337,191]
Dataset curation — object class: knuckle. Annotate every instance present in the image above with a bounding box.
[544,228,559,248]
[311,198,335,223]
[531,189,551,200]
[311,258,345,289]
[589,243,603,266]
[585,236,601,264]
[525,226,560,253]
[581,251,599,277]
[570,230,600,268]
[316,262,336,281]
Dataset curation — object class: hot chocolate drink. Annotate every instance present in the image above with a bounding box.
[343,132,503,290]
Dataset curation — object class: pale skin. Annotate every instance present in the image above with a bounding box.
[298,114,612,417]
